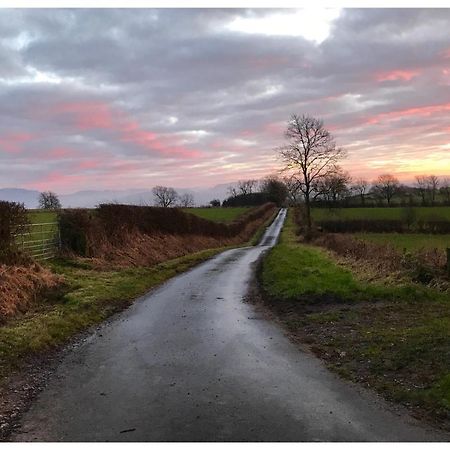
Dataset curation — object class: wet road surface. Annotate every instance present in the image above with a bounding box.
[13,209,446,441]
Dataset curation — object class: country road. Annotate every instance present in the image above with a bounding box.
[13,209,445,442]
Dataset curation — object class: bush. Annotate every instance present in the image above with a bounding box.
[0,201,29,264]
[58,209,97,256]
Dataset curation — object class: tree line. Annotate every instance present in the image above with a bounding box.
[276,113,450,237]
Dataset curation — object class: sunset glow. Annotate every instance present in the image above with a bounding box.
[0,8,449,194]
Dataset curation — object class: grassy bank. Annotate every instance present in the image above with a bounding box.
[0,210,277,382]
[259,209,450,427]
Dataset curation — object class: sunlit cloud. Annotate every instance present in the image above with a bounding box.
[225,9,341,44]
[0,8,449,193]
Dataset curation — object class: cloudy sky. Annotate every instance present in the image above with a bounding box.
[0,8,449,193]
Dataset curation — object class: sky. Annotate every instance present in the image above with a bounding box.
[0,8,449,194]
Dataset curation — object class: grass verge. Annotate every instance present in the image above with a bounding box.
[0,210,277,382]
[259,209,450,428]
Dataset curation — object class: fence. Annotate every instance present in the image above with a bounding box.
[15,222,60,261]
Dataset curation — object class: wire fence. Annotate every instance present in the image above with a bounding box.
[15,222,60,261]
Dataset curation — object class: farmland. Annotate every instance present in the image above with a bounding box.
[355,233,450,251]
[312,206,450,221]
[183,207,250,222]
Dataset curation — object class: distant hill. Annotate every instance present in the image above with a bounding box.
[0,188,40,208]
[0,183,239,208]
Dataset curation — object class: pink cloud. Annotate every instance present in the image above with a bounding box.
[76,159,103,170]
[365,103,450,125]
[44,147,77,158]
[0,132,34,153]
[51,101,201,159]
[54,102,115,130]
[25,170,89,191]
[375,69,420,82]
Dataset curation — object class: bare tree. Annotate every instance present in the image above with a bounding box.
[178,193,195,208]
[427,175,439,205]
[415,175,428,205]
[38,191,61,210]
[353,178,369,206]
[315,169,352,207]
[278,114,346,236]
[237,179,257,195]
[440,177,450,204]
[371,174,400,206]
[283,175,302,205]
[152,186,178,207]
[227,185,238,198]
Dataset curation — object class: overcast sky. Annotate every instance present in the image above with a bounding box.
[0,8,449,193]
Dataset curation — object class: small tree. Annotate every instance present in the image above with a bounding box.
[278,114,346,236]
[39,191,61,210]
[440,178,450,204]
[152,186,178,207]
[415,175,428,205]
[237,179,257,195]
[353,178,369,206]
[178,193,194,208]
[371,174,400,206]
[227,185,238,198]
[283,175,303,205]
[209,199,221,207]
[260,176,288,206]
[427,175,439,205]
[315,169,351,207]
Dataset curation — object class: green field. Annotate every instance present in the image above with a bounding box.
[183,207,251,222]
[355,233,450,251]
[259,209,450,425]
[27,209,57,224]
[312,206,450,221]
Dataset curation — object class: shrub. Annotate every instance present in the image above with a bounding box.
[0,201,29,264]
[59,203,276,256]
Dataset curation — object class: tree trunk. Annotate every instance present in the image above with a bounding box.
[304,194,312,240]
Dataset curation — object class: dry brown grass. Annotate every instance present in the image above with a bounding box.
[86,210,275,268]
[0,263,64,321]
[313,232,449,289]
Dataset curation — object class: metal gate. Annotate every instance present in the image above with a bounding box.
[15,222,60,261]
